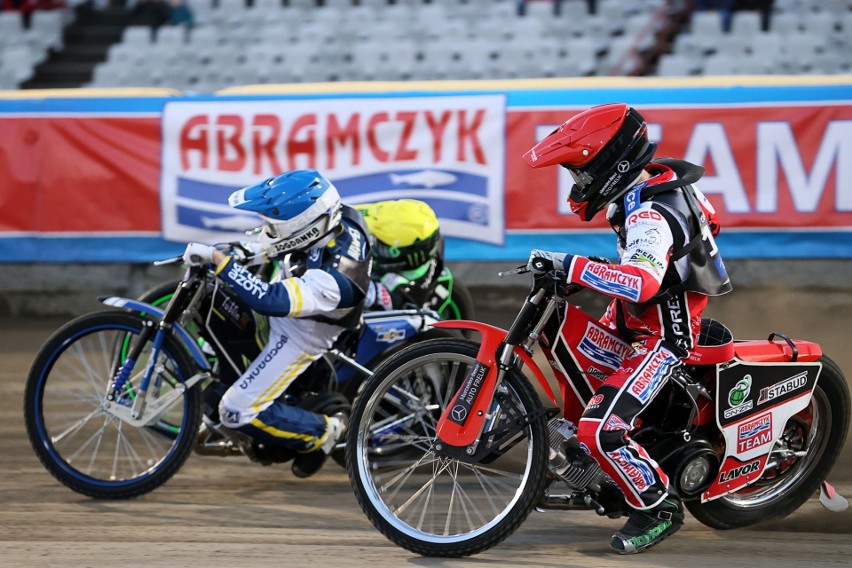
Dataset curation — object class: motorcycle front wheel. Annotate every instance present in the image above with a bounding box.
[347,338,548,557]
[24,312,203,499]
[687,355,850,528]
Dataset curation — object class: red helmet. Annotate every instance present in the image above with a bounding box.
[523,103,656,221]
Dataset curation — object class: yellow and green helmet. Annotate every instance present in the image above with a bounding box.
[356,199,442,270]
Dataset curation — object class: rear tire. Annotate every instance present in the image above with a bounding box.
[347,338,548,557]
[687,356,850,529]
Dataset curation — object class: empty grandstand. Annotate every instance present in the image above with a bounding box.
[0,0,849,92]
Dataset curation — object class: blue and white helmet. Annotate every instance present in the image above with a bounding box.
[229,170,342,257]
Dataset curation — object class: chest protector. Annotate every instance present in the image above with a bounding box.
[617,159,733,300]
[288,205,373,328]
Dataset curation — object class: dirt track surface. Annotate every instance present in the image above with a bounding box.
[2,287,852,568]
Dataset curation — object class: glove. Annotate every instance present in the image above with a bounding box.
[587,255,611,264]
[182,243,216,266]
[527,249,568,274]
[233,241,268,266]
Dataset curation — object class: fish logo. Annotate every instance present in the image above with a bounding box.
[200,215,260,231]
[390,170,458,188]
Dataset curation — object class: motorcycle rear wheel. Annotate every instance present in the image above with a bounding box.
[347,338,548,557]
[24,312,202,499]
[687,355,850,529]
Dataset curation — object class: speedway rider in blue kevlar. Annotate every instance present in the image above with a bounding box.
[182,169,372,478]
[523,104,732,554]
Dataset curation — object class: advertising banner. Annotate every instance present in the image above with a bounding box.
[0,80,851,262]
[159,95,506,246]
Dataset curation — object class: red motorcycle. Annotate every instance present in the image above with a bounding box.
[346,266,850,557]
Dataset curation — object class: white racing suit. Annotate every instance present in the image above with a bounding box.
[214,211,370,452]
[558,160,732,510]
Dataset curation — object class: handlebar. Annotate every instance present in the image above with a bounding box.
[498,264,582,299]
[498,265,530,278]
[153,256,183,267]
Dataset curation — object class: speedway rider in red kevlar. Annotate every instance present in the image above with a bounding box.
[523,103,732,554]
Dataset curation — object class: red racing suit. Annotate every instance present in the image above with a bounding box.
[566,160,730,510]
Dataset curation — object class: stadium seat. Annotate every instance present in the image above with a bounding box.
[750,33,783,62]
[90,64,130,87]
[29,11,65,51]
[601,35,642,74]
[0,12,23,38]
[702,54,737,75]
[802,12,840,36]
[565,41,599,76]
[713,32,751,57]
[690,10,724,35]
[1,46,37,82]
[670,33,706,58]
[188,26,221,46]
[656,53,701,76]
[730,11,762,35]
[156,26,187,45]
[769,13,800,34]
[123,26,155,45]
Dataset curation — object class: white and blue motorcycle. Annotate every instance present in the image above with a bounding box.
[24,255,445,499]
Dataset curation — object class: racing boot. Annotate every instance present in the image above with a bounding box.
[291,413,347,479]
[609,494,684,554]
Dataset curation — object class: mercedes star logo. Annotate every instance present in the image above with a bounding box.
[617,160,630,173]
[451,405,468,422]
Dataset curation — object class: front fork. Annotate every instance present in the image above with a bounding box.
[434,289,559,452]
[105,322,208,427]
[107,320,173,421]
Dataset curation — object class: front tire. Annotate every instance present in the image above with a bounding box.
[687,356,850,529]
[347,338,549,557]
[24,312,203,499]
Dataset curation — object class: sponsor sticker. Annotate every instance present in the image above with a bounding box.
[577,322,633,371]
[227,262,269,299]
[626,209,663,226]
[724,375,754,420]
[737,412,773,453]
[586,394,605,409]
[757,371,808,405]
[376,328,407,343]
[719,460,761,483]
[446,361,490,426]
[603,414,632,432]
[579,263,642,302]
[629,348,677,404]
[608,447,655,491]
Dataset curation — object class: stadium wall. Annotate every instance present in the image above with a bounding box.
[0,77,850,315]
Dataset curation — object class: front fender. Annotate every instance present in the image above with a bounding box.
[434,320,557,448]
[100,296,211,371]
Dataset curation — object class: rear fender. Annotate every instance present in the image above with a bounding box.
[734,339,822,362]
[101,296,211,371]
[433,320,557,448]
[701,358,823,502]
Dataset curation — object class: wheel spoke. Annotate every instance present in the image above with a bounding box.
[32,318,193,492]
